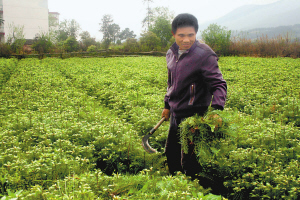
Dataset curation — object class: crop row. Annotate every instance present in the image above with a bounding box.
[48,57,300,129]
[53,57,170,150]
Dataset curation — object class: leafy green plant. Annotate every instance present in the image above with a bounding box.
[179,110,236,163]
[1,189,23,200]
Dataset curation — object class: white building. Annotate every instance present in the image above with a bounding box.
[0,0,58,43]
[0,0,4,42]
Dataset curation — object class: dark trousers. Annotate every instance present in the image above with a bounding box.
[165,112,229,196]
[165,113,203,176]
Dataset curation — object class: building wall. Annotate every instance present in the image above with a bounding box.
[0,0,4,42]
[3,0,49,41]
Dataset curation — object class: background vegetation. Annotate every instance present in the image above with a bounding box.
[0,3,299,59]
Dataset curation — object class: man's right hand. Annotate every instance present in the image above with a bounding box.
[161,109,170,121]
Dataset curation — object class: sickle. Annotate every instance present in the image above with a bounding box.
[142,117,166,153]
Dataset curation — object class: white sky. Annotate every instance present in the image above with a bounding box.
[48,0,280,41]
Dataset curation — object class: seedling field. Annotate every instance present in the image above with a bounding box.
[0,56,299,199]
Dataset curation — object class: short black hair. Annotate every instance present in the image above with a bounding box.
[172,13,198,34]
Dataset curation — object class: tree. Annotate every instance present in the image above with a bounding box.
[142,0,154,30]
[48,14,58,28]
[69,19,81,38]
[64,36,79,52]
[80,31,92,41]
[139,31,161,51]
[149,16,172,48]
[79,31,96,51]
[119,28,136,42]
[6,23,26,54]
[0,18,4,26]
[99,15,122,46]
[123,38,139,52]
[107,23,120,44]
[142,6,174,48]
[152,6,174,22]
[57,20,69,41]
[99,14,113,41]
[57,19,81,42]
[201,24,231,56]
[142,5,174,32]
[102,38,111,50]
[0,18,4,43]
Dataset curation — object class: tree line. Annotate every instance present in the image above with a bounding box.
[0,1,176,57]
[0,0,299,58]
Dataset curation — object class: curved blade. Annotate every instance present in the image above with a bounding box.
[142,134,157,153]
[141,117,165,154]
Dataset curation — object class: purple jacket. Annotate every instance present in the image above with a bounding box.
[164,41,227,118]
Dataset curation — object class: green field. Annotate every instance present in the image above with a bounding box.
[0,56,299,199]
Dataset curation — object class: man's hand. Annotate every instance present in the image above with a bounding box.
[161,109,170,121]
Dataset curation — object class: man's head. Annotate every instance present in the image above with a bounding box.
[172,13,198,35]
[171,13,198,50]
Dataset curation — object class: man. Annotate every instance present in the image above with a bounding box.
[162,13,227,177]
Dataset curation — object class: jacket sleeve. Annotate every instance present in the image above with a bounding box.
[200,55,227,110]
[164,68,171,109]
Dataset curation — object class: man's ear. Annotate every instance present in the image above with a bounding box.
[171,31,175,37]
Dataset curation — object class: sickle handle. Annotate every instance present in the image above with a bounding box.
[149,117,166,135]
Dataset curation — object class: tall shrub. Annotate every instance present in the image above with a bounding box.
[0,43,12,58]
[6,23,26,54]
[32,33,53,54]
[139,31,161,51]
[123,38,139,52]
[201,24,231,56]
[64,36,79,52]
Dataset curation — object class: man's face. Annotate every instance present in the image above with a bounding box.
[172,26,197,50]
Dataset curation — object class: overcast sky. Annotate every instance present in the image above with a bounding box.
[48,0,280,41]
